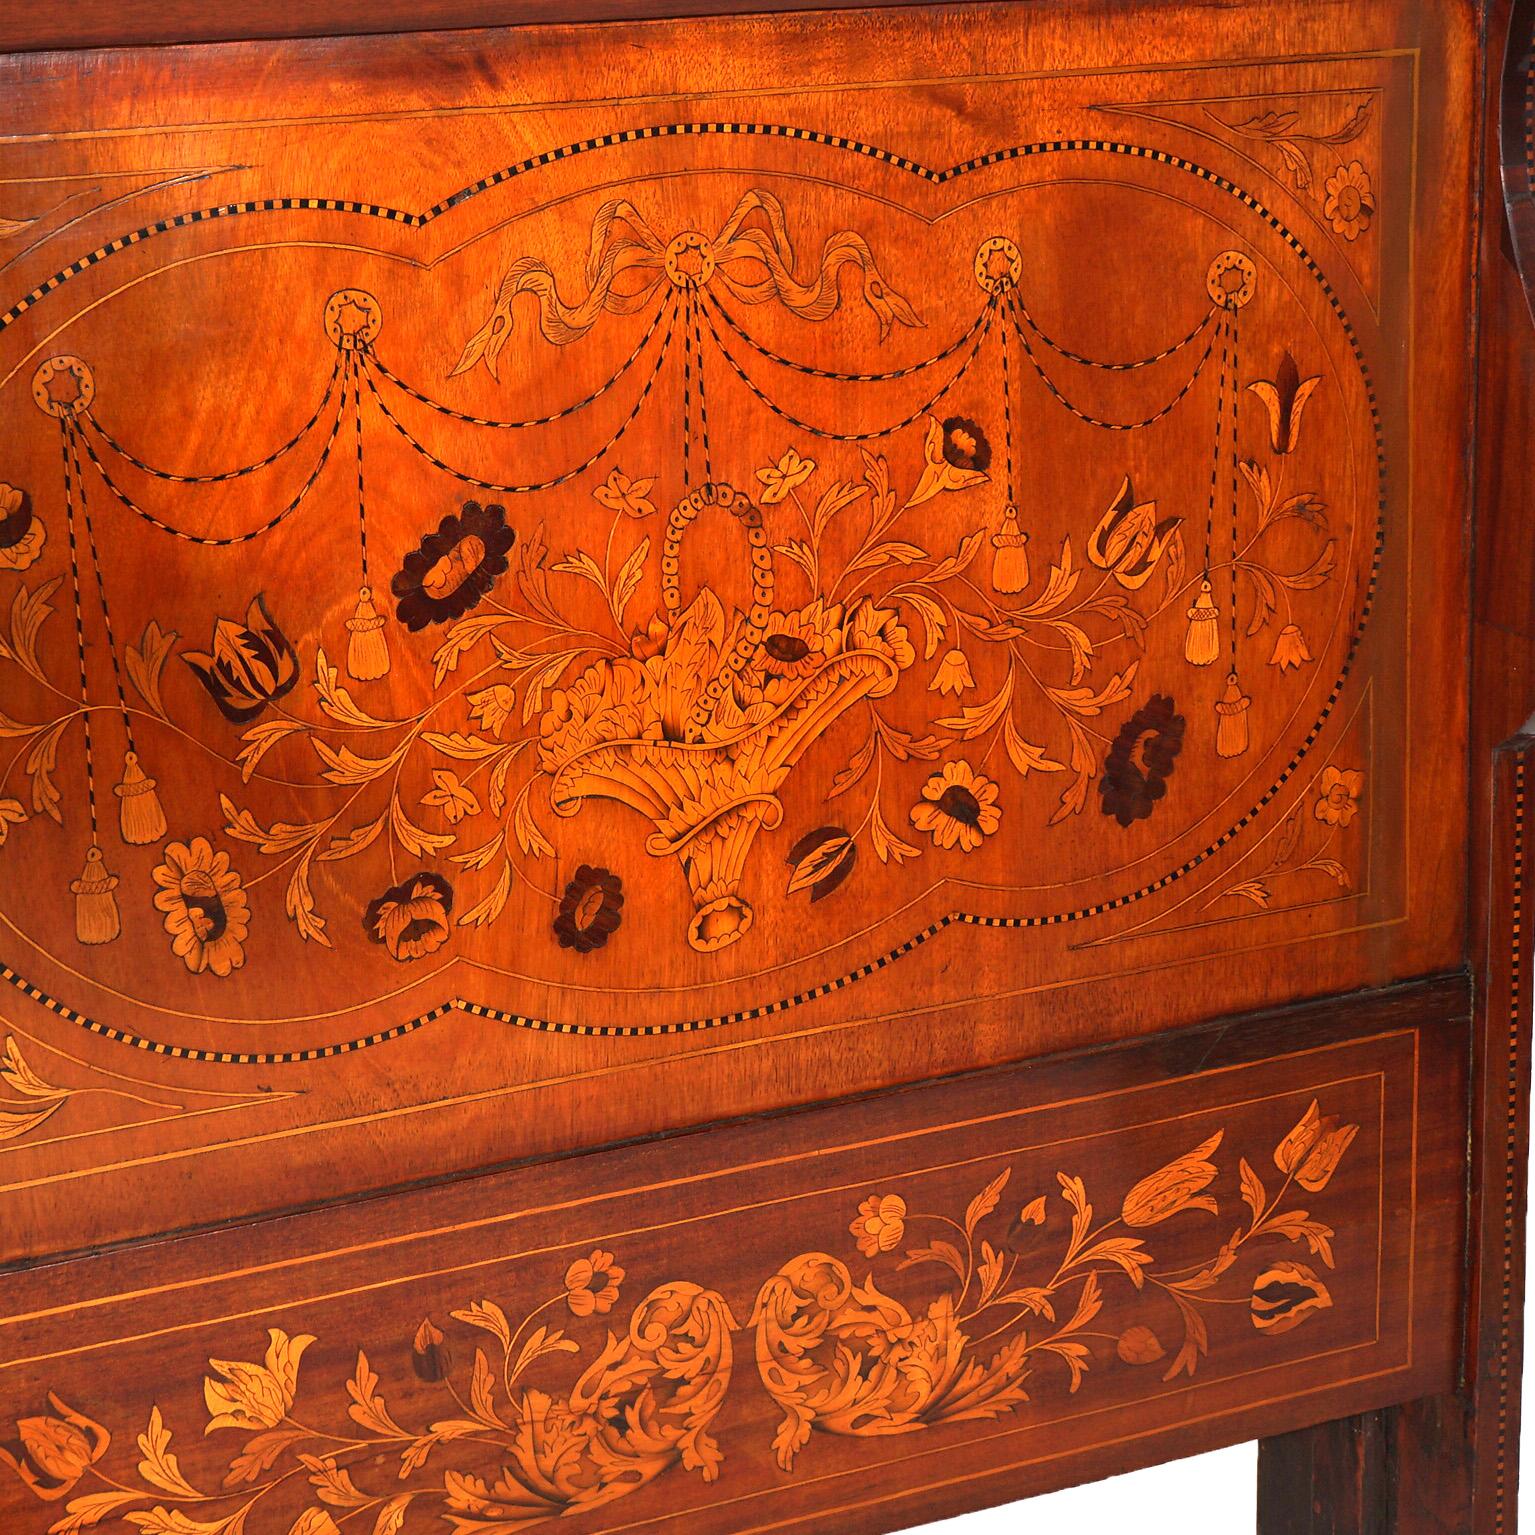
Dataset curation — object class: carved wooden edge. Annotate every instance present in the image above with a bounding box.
[1502,0,1535,325]
[0,0,933,54]
[1474,9,1535,1470]
[1467,733,1535,1526]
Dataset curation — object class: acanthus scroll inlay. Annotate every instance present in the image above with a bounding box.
[1,1097,1360,1532]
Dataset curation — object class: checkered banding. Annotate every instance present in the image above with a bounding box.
[0,130,1377,337]
[1013,291,1218,372]
[75,381,346,544]
[70,427,136,740]
[0,132,1389,1059]
[1526,44,1535,201]
[0,962,447,1063]
[680,296,696,487]
[56,426,101,839]
[1225,308,1243,666]
[350,354,370,585]
[1202,317,1231,571]
[690,296,713,480]
[1496,753,1527,1533]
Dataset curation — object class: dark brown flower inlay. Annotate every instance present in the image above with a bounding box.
[936,784,983,828]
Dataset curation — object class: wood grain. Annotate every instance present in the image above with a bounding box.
[0,0,940,55]
[0,0,1523,1529]
[1257,1,1535,1525]
[0,0,1476,1264]
[0,975,1471,1534]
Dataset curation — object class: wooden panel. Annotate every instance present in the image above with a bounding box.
[1254,0,1535,1525]
[0,0,1479,1259]
[0,975,1469,1534]
[1253,746,1533,1534]
[1258,1410,1393,1534]
[0,1,938,54]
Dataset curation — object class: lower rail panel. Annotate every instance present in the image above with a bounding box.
[0,974,1470,1534]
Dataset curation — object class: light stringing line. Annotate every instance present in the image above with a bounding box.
[698,296,996,443]
[1006,289,1214,433]
[68,425,136,752]
[75,371,347,545]
[359,319,675,494]
[366,294,675,429]
[705,290,990,382]
[57,424,99,840]
[80,354,342,484]
[1010,290,1218,372]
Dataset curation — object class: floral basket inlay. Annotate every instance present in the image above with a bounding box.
[538,482,907,950]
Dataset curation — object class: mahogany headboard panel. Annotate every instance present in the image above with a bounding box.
[0,3,1527,1531]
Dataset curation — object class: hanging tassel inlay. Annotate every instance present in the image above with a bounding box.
[1214,672,1251,758]
[1184,579,1220,666]
[991,506,1030,594]
[114,749,167,845]
[347,585,390,681]
[72,844,120,945]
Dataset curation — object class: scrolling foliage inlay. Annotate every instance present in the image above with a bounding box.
[3,1099,1358,1532]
